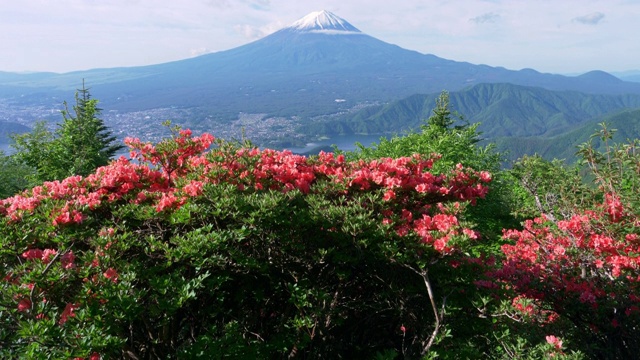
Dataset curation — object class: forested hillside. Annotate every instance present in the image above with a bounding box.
[494,108,640,162]
[313,83,640,139]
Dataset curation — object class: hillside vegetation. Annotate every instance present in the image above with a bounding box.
[312,83,640,138]
[494,108,640,163]
[2,93,640,359]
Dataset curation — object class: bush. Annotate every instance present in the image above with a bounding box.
[489,125,640,359]
[0,128,491,358]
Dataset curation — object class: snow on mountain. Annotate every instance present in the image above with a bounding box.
[288,10,361,34]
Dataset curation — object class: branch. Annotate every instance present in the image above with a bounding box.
[29,244,74,310]
[404,264,441,356]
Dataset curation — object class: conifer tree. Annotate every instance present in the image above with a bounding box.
[58,80,124,176]
[11,80,123,181]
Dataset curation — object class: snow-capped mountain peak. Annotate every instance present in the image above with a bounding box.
[289,10,361,34]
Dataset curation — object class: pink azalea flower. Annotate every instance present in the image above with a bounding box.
[103,268,119,283]
[546,335,563,350]
[59,303,79,325]
[17,298,31,312]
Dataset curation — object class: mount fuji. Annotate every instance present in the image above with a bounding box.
[288,10,362,33]
[1,10,640,145]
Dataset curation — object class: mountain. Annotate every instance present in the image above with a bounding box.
[2,11,640,147]
[318,83,640,138]
[3,11,640,112]
[0,121,30,148]
[493,108,640,163]
[612,70,640,83]
[289,10,361,33]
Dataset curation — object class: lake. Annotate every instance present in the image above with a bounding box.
[284,134,389,155]
[0,134,392,158]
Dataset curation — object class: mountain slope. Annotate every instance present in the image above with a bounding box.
[2,11,640,122]
[493,108,640,163]
[0,121,30,145]
[324,83,640,138]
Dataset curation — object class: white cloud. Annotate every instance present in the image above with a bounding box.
[573,12,606,25]
[470,12,501,24]
[190,47,213,57]
[234,21,285,39]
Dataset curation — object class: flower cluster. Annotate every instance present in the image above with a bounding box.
[2,131,491,246]
[21,248,76,269]
[125,130,214,180]
[492,192,640,335]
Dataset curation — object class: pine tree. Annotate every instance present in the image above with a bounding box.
[58,80,124,176]
[426,90,456,129]
[11,80,124,181]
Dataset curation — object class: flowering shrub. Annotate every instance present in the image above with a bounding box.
[0,129,491,358]
[490,126,640,358]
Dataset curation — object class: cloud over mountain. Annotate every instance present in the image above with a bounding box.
[235,21,285,39]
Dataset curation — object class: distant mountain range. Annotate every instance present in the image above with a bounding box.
[612,70,640,83]
[493,108,640,163]
[315,83,640,137]
[1,10,640,161]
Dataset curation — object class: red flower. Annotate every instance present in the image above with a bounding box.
[183,180,204,197]
[42,248,58,263]
[103,268,119,283]
[545,335,563,350]
[61,251,76,270]
[22,248,43,261]
[17,298,31,312]
[59,303,79,325]
[382,189,396,201]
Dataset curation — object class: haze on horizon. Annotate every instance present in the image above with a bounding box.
[1,0,637,75]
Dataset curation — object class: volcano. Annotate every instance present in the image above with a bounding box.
[1,10,640,119]
[288,10,362,33]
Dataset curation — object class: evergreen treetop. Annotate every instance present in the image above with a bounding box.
[11,80,124,182]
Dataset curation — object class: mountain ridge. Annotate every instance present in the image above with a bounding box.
[311,83,640,138]
[492,108,640,163]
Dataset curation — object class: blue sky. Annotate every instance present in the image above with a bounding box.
[1,0,637,74]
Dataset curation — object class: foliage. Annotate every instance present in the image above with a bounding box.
[508,155,593,221]
[350,91,501,173]
[344,92,553,358]
[10,82,123,183]
[4,87,638,358]
[488,124,640,359]
[0,151,34,198]
[0,127,492,358]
